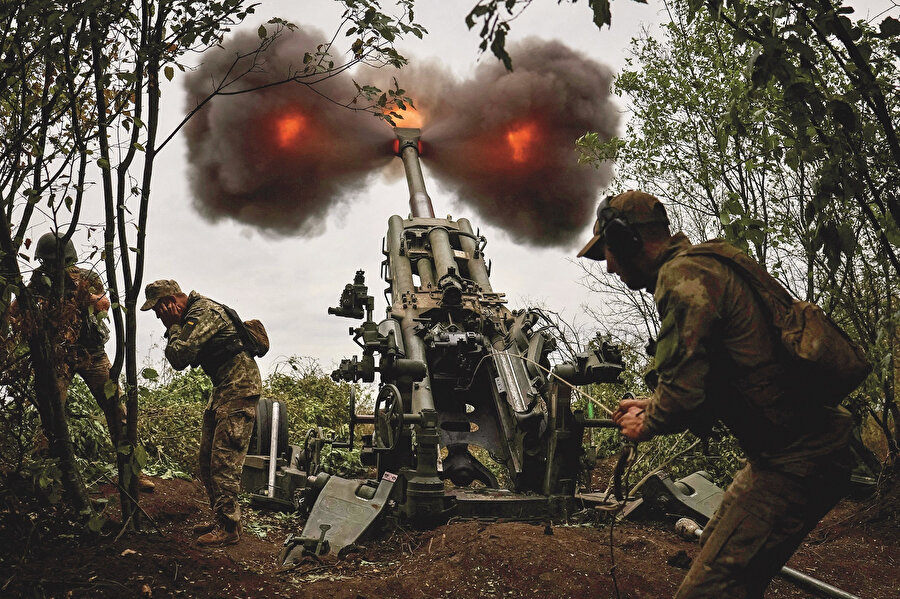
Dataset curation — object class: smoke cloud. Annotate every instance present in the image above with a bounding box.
[411,39,617,247]
[183,27,391,236]
[184,31,617,246]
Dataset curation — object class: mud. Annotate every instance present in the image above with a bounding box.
[0,476,897,598]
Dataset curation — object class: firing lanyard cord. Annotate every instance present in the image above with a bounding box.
[460,350,709,596]
[607,443,638,599]
[492,348,630,598]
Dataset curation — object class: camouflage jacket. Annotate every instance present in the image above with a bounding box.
[165,292,261,409]
[643,234,850,465]
[29,265,109,350]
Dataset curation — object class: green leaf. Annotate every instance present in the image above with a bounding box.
[837,224,857,256]
[97,157,111,170]
[880,17,900,38]
[134,445,149,468]
[104,379,117,399]
[164,66,174,82]
[588,0,612,29]
[258,25,267,38]
[141,367,159,381]
[87,513,105,533]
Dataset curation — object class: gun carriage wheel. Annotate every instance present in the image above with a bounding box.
[250,397,289,459]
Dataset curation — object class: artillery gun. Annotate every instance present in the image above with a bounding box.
[280,128,625,561]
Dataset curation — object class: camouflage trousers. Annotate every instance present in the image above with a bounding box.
[59,349,124,448]
[198,396,258,527]
[675,447,852,599]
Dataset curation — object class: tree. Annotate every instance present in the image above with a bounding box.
[0,1,107,517]
[1,0,426,525]
[468,0,900,272]
[574,1,899,455]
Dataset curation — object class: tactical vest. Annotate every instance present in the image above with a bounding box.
[29,266,110,350]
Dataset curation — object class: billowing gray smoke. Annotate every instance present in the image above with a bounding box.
[185,30,617,246]
[183,27,390,236]
[413,39,617,247]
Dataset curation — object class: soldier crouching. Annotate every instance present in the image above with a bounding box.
[142,279,261,547]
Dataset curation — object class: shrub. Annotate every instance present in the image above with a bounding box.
[137,356,371,477]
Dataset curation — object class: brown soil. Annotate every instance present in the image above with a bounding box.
[0,475,897,599]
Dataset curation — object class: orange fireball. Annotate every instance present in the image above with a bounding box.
[276,114,306,148]
[506,122,538,163]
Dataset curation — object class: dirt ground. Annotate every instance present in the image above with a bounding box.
[0,473,898,599]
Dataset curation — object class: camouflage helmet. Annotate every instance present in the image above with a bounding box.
[35,232,78,265]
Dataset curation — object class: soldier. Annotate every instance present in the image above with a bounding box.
[142,280,260,547]
[579,191,853,598]
[14,233,154,492]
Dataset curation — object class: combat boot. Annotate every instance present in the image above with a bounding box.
[192,521,216,535]
[197,523,240,547]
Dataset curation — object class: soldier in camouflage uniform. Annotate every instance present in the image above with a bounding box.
[17,232,156,492]
[31,235,123,446]
[142,279,260,547]
[14,234,157,496]
[579,191,853,598]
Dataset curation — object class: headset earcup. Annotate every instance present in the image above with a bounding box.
[605,218,642,259]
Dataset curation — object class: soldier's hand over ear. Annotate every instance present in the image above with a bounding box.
[157,302,181,329]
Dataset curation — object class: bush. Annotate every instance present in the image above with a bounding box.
[0,377,117,503]
[138,367,209,477]
[264,357,370,476]
[265,357,371,441]
[137,356,371,477]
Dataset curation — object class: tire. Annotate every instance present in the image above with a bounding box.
[249,397,289,458]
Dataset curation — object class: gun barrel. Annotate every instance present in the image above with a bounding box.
[395,128,434,218]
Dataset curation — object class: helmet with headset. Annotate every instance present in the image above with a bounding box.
[577,191,669,261]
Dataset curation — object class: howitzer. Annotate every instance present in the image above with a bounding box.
[284,128,625,560]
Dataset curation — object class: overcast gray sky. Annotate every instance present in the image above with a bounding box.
[49,0,895,376]
[129,0,671,375]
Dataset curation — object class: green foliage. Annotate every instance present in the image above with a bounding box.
[0,378,39,477]
[0,377,118,506]
[465,0,613,69]
[0,0,429,517]
[138,367,209,473]
[135,356,369,476]
[27,458,65,505]
[267,357,369,437]
[634,432,743,489]
[576,343,744,488]
[66,379,115,468]
[266,357,369,477]
[574,1,898,453]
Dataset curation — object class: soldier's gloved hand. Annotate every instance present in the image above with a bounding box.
[613,397,651,442]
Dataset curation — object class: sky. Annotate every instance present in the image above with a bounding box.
[134,0,671,376]
[44,0,896,377]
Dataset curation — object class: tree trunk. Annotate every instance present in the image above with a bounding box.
[124,304,140,526]
[891,295,899,457]
[29,327,92,516]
